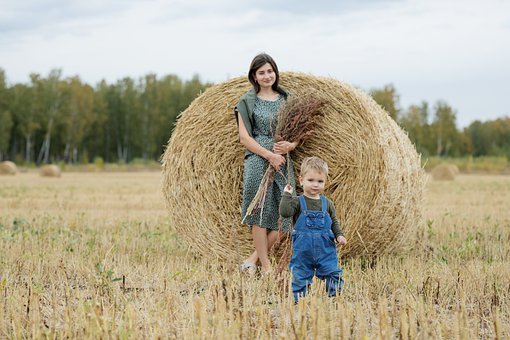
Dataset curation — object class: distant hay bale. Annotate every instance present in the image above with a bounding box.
[448,164,460,175]
[162,72,425,260]
[431,164,456,181]
[40,164,61,177]
[0,161,17,175]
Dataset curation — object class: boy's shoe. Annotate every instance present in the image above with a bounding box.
[239,262,257,276]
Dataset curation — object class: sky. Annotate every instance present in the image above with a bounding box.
[1,0,509,128]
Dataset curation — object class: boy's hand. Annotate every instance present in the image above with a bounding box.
[336,236,347,246]
[284,184,293,194]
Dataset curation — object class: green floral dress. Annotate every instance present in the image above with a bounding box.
[242,95,296,231]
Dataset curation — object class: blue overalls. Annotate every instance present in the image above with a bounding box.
[289,195,344,301]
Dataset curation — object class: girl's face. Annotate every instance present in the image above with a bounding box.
[299,169,326,199]
[254,63,276,89]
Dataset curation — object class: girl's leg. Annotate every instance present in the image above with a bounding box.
[267,229,284,250]
[252,225,271,270]
[244,229,283,266]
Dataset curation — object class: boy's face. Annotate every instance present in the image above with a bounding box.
[299,169,326,199]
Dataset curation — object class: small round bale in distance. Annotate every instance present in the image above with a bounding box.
[431,164,456,181]
[40,164,61,177]
[162,72,425,260]
[0,161,17,175]
[448,164,460,175]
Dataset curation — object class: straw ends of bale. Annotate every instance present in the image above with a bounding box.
[0,161,18,175]
[39,164,61,177]
[431,164,458,181]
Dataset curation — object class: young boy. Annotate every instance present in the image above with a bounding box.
[279,156,347,301]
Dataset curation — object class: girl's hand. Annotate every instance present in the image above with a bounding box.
[284,184,293,194]
[273,141,298,155]
[336,236,347,246]
[268,153,285,171]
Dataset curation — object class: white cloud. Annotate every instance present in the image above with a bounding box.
[0,0,509,126]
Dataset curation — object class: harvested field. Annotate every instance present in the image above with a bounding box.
[0,172,509,338]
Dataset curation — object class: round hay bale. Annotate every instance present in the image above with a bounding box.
[39,164,61,177]
[431,164,456,181]
[448,164,460,175]
[0,161,18,175]
[162,72,425,260]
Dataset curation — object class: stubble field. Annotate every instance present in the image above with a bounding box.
[0,171,509,338]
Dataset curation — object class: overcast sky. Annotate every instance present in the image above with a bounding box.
[1,0,509,127]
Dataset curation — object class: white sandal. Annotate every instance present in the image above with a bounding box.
[239,262,257,275]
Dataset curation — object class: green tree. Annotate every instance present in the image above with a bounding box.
[399,101,431,156]
[1,70,213,163]
[137,74,162,160]
[31,69,64,164]
[486,118,510,158]
[156,74,184,157]
[457,128,473,156]
[0,69,13,160]
[9,83,38,162]
[83,80,109,162]
[370,84,400,120]
[430,101,458,156]
[466,120,490,156]
[154,74,211,159]
[0,110,12,161]
[111,77,139,163]
[59,76,96,163]
[466,118,510,158]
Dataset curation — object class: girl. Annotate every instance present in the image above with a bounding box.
[235,53,297,274]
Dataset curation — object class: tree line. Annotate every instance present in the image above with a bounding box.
[0,68,509,164]
[0,68,210,164]
[371,85,510,159]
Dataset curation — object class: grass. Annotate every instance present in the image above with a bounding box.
[423,156,510,174]
[0,172,509,338]
[12,160,162,174]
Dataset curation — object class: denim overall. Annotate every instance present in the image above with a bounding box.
[289,195,344,301]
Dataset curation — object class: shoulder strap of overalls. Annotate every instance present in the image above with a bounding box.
[320,195,327,213]
[299,195,308,212]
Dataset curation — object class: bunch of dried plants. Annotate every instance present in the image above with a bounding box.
[242,93,329,228]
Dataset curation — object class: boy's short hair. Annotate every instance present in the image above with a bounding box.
[300,156,329,177]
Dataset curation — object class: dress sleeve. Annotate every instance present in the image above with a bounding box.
[234,98,253,138]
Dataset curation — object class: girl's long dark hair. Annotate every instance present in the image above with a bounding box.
[248,53,280,93]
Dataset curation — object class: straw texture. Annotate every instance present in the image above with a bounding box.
[162,72,425,261]
[0,161,17,175]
